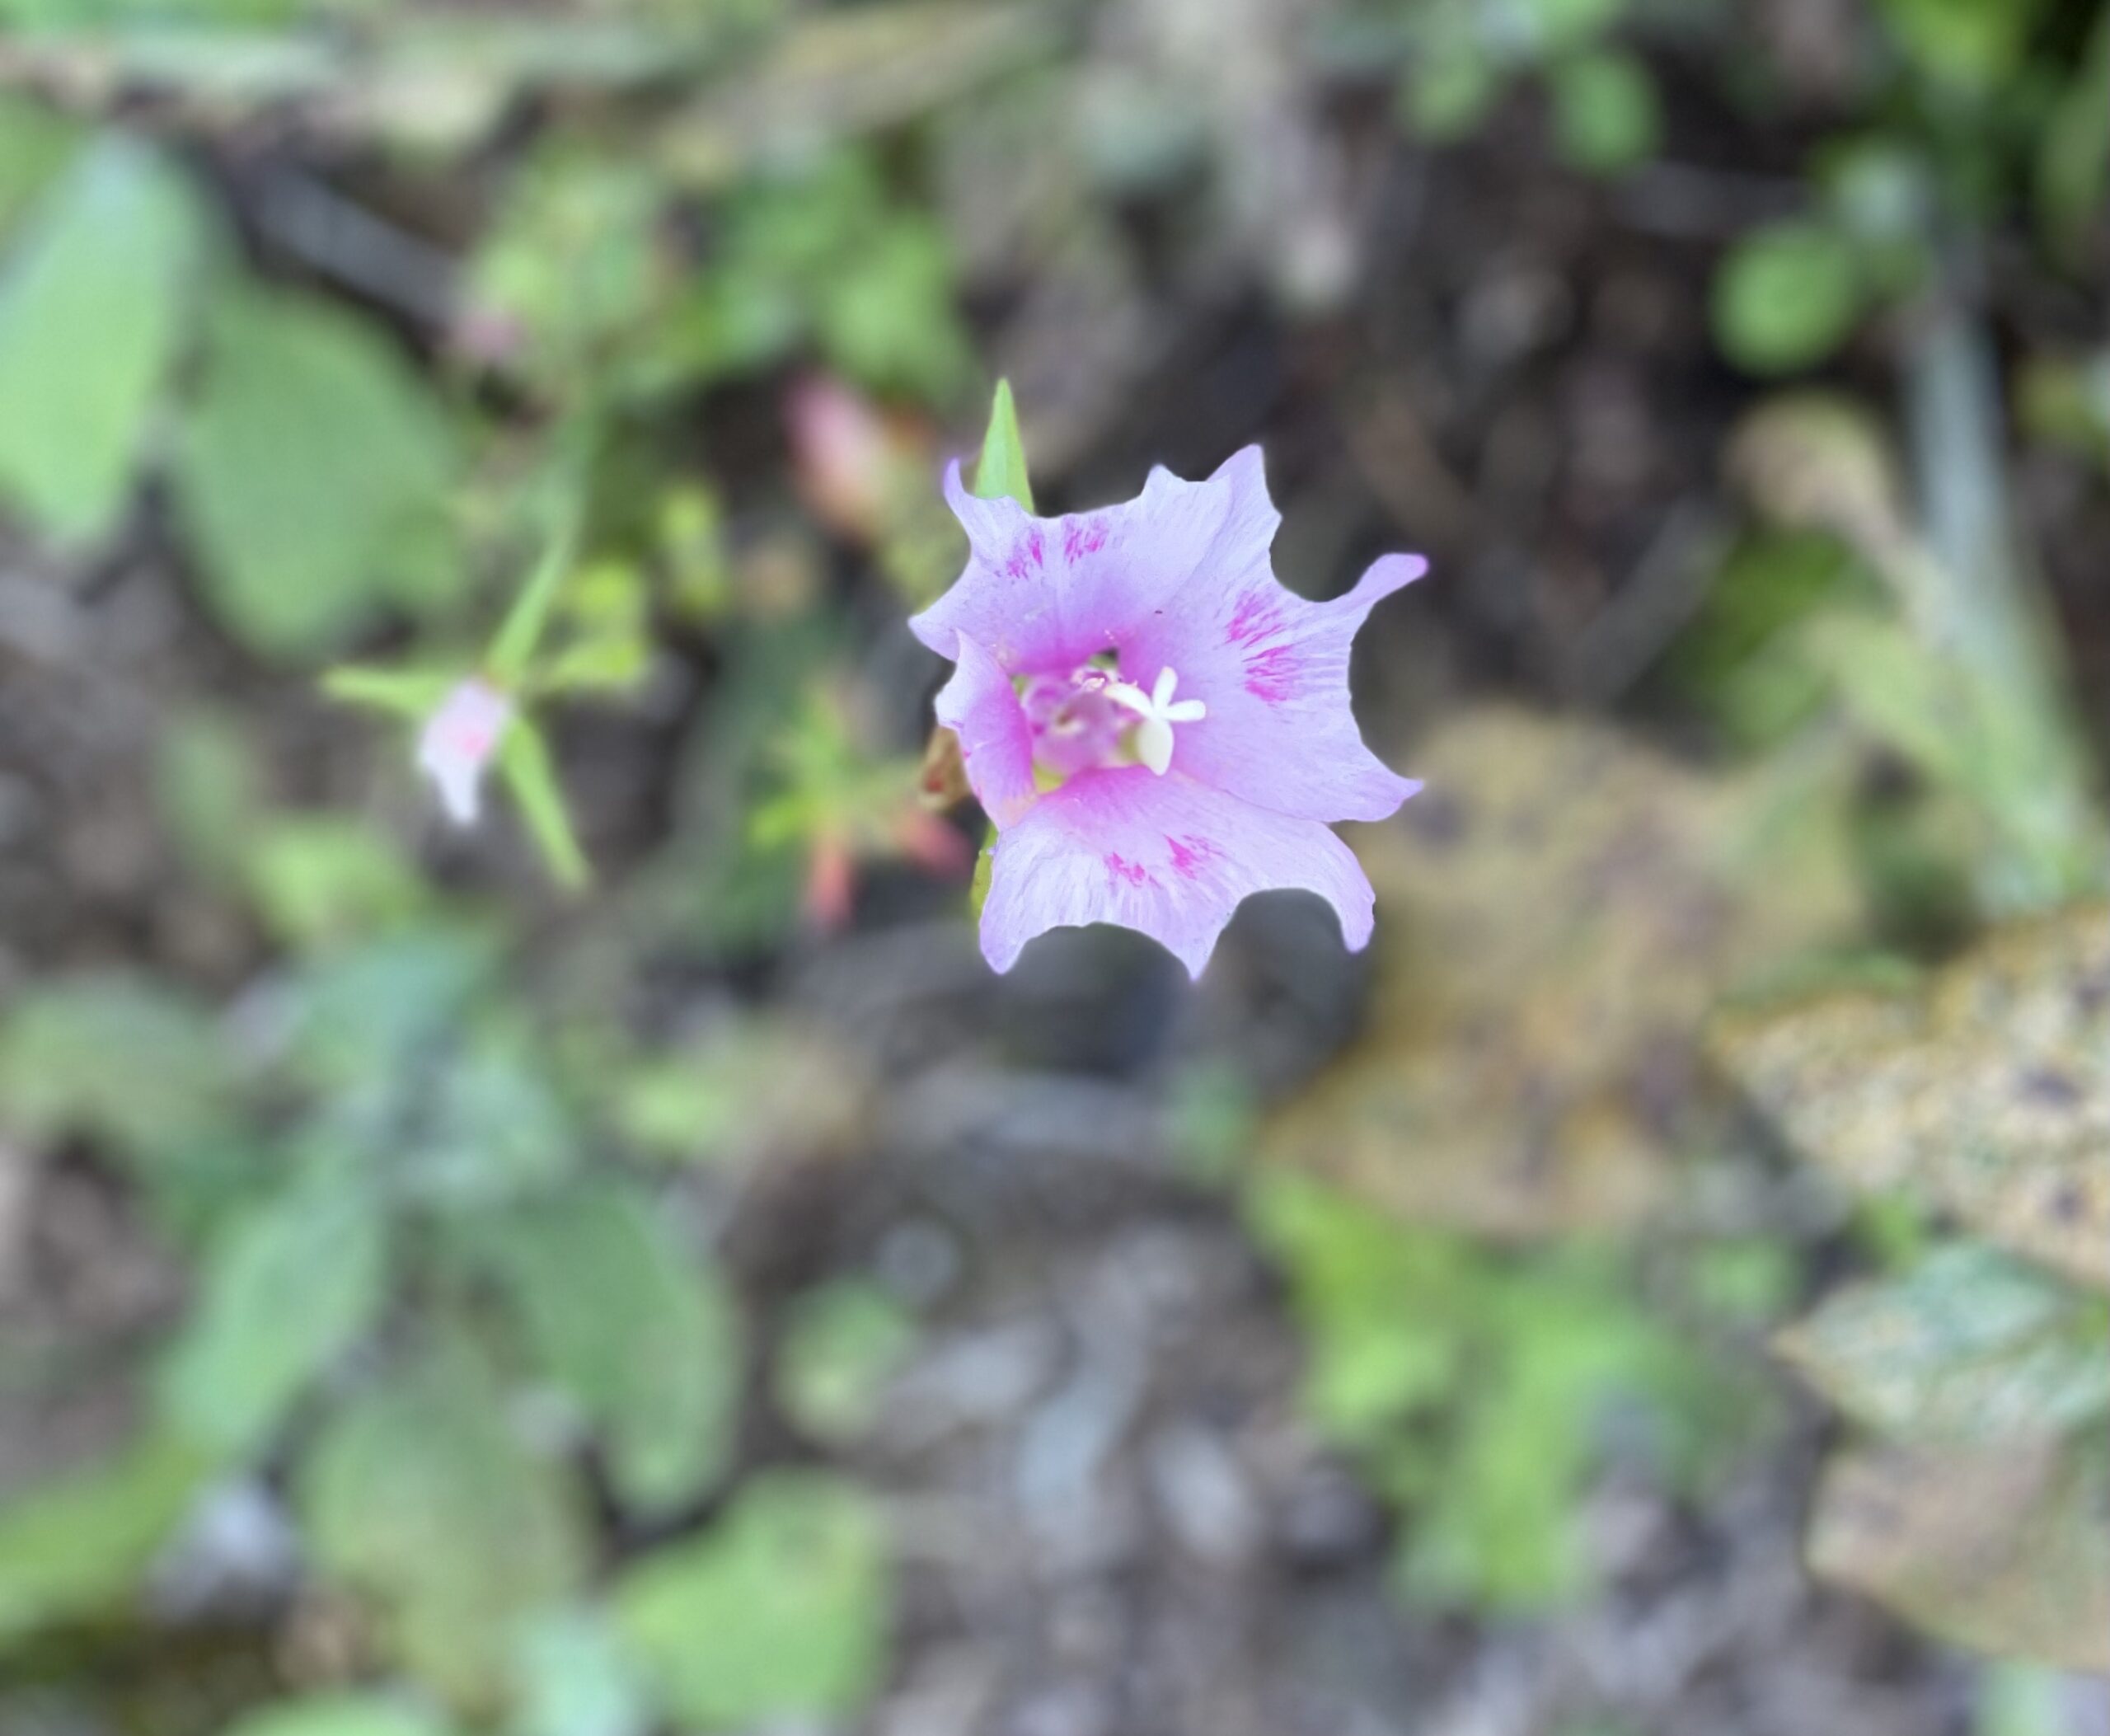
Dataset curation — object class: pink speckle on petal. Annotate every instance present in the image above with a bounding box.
[1063,518,1108,562]
[1225,593,1283,648]
[1104,852,1151,887]
[1166,834,1217,878]
[1244,645,1298,703]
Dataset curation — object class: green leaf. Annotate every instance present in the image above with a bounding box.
[973,378,1033,511]
[246,817,431,953]
[497,720,591,890]
[221,1695,457,1736]
[0,96,82,241]
[0,973,232,1161]
[510,1609,650,1736]
[1399,34,1500,142]
[173,287,461,660]
[0,135,204,543]
[1876,0,2045,92]
[1778,1243,2110,1445]
[2037,10,2110,259]
[322,664,464,720]
[613,1471,891,1730]
[1549,49,1659,176]
[1714,904,2110,1292]
[285,927,498,1092]
[488,513,582,687]
[299,1336,588,1710]
[161,1173,389,1457]
[0,1431,207,1642]
[409,1032,578,1208]
[1712,221,1867,376]
[471,1181,743,1517]
[775,1280,917,1445]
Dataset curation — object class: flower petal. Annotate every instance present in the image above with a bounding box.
[978,766,1376,978]
[417,678,513,828]
[931,631,1039,830]
[1122,551,1426,823]
[909,447,1279,676]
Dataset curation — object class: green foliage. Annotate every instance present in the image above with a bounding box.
[465,1182,743,1518]
[0,135,204,543]
[221,1695,457,1736]
[0,974,233,1161]
[1250,1172,1742,1611]
[1663,528,1878,748]
[497,720,592,890]
[174,287,462,660]
[1875,0,2047,93]
[1548,49,1658,176]
[246,818,434,952]
[1777,1244,2110,1445]
[1712,222,1867,376]
[300,1336,590,1710]
[509,1611,649,1736]
[682,150,969,401]
[0,1432,207,1642]
[775,1279,918,1445]
[613,1471,891,1729]
[161,1171,391,1457]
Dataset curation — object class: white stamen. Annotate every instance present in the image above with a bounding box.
[1106,665,1206,777]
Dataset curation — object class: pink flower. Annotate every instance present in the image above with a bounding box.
[416,678,513,825]
[912,448,1423,978]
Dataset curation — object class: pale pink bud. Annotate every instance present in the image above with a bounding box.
[417,678,513,826]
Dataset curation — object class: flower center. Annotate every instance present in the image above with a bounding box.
[1019,659,1204,786]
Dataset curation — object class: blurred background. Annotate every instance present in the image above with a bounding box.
[0,1,2105,1734]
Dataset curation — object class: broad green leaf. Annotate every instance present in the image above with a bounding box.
[1778,1243,2110,1445]
[161,1175,389,1457]
[497,720,590,890]
[971,378,1033,511]
[0,973,232,1161]
[0,1431,207,1641]
[613,1471,890,1730]
[173,288,461,660]
[299,1337,588,1710]
[1715,903,2110,1291]
[284,927,498,1091]
[0,96,81,238]
[221,1694,456,1736]
[1549,49,1658,176]
[471,1182,740,1518]
[0,136,203,542]
[1712,222,1866,376]
[408,1032,578,1208]
[1809,1438,2110,1671]
[774,1280,917,1445]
